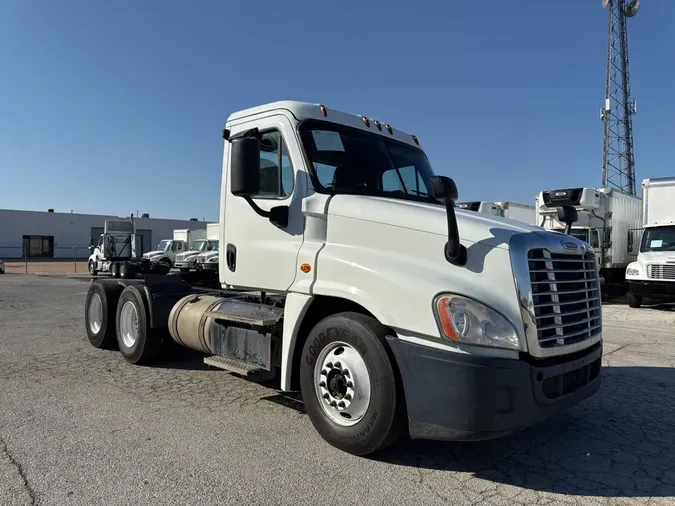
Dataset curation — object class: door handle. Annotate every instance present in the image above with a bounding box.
[226,244,237,272]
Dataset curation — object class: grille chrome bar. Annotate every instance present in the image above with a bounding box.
[528,249,602,349]
[647,264,675,280]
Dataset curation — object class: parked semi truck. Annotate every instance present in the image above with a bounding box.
[88,218,169,278]
[194,223,220,272]
[143,228,206,268]
[456,201,537,225]
[536,187,642,290]
[84,101,602,456]
[626,177,675,307]
[174,223,219,272]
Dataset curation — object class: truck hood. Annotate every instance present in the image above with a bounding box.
[143,250,165,258]
[199,251,218,260]
[637,251,675,263]
[326,195,545,250]
[176,250,201,261]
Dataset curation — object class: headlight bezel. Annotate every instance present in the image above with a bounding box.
[626,266,640,276]
[432,293,523,351]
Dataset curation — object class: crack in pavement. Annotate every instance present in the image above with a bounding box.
[1,437,37,505]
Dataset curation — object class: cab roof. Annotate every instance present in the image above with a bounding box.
[226,100,421,149]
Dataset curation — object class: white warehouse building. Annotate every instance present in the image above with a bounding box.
[0,208,210,259]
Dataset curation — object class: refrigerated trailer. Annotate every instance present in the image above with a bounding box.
[536,187,642,289]
[456,201,537,225]
[626,177,675,307]
[84,101,602,456]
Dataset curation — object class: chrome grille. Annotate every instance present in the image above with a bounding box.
[647,264,675,280]
[528,250,601,349]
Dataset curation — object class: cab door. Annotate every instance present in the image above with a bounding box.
[222,112,306,292]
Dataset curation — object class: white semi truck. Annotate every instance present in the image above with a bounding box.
[536,187,642,291]
[456,201,537,225]
[143,228,206,268]
[625,177,675,307]
[84,101,602,456]
[174,223,219,272]
[88,218,169,278]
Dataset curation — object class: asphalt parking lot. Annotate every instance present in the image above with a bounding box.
[1,275,674,506]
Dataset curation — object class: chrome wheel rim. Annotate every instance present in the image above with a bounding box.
[88,294,102,334]
[314,341,371,427]
[119,301,139,348]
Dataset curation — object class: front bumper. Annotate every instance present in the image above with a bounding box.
[387,338,602,441]
[200,262,218,271]
[174,260,196,269]
[626,280,675,298]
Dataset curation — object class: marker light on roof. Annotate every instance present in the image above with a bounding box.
[374,120,382,131]
[385,124,393,134]
[362,116,370,127]
[319,105,328,117]
[412,135,419,145]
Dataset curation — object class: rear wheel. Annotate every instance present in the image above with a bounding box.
[119,262,135,279]
[85,280,123,348]
[628,293,642,308]
[116,285,164,364]
[300,312,404,456]
[88,260,98,276]
[111,262,120,278]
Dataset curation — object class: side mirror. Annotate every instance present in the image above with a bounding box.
[230,137,261,196]
[556,205,578,235]
[429,175,467,266]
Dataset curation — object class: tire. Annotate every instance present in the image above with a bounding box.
[300,312,404,456]
[88,260,98,276]
[116,285,164,364]
[84,280,123,349]
[111,262,120,278]
[120,262,135,279]
[628,293,642,308]
[159,258,172,269]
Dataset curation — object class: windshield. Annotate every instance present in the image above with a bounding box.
[569,228,589,243]
[156,240,171,251]
[641,226,675,252]
[299,121,436,203]
[190,240,206,251]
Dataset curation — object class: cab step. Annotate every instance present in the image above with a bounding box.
[203,355,274,380]
[203,310,278,327]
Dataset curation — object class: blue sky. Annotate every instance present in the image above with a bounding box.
[1,1,673,221]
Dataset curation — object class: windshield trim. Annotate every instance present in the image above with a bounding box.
[296,118,440,205]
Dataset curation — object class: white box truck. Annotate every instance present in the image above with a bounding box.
[625,177,675,307]
[88,218,169,278]
[193,222,220,272]
[456,201,537,225]
[84,101,602,456]
[174,223,219,272]
[536,187,642,290]
[143,228,206,268]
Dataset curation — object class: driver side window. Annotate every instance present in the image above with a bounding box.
[255,131,294,199]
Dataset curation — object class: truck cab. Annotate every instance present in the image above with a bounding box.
[84,101,603,456]
[143,239,186,267]
[626,177,675,307]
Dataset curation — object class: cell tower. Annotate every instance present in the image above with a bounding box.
[600,0,640,195]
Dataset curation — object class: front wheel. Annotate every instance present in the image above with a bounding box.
[300,312,404,456]
[628,293,642,308]
[88,260,98,276]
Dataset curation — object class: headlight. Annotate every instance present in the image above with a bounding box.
[208,257,218,263]
[434,294,522,350]
[626,267,639,276]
